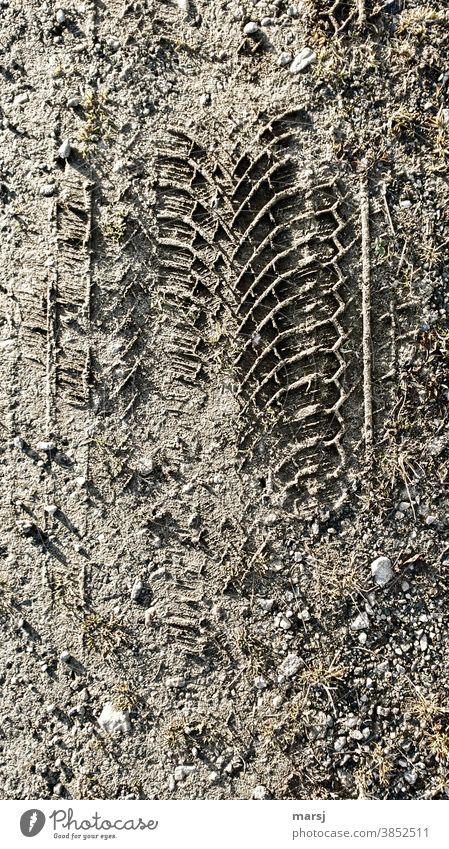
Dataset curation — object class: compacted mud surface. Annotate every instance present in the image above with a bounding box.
[0,0,448,800]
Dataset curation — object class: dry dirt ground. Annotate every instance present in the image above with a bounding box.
[0,0,448,801]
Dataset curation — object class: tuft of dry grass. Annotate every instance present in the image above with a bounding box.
[304,541,369,617]
[82,611,132,657]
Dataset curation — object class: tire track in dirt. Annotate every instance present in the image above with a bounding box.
[156,112,367,526]
[154,107,422,608]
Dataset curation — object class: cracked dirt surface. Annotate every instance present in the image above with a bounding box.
[0,0,449,800]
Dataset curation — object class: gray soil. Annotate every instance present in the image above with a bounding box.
[0,0,448,800]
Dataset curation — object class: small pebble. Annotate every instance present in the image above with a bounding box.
[371,556,394,586]
[130,578,143,602]
[253,784,271,800]
[60,650,70,662]
[278,653,301,679]
[278,51,293,67]
[44,504,57,516]
[351,612,370,631]
[259,598,274,612]
[98,702,131,734]
[56,9,66,24]
[145,607,158,626]
[166,676,186,689]
[40,183,56,197]
[290,48,316,73]
[14,92,29,106]
[243,21,259,36]
[58,139,71,159]
[174,765,195,781]
[420,635,428,651]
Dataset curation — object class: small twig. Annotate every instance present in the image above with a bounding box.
[381,183,396,237]
[397,238,408,273]
[357,0,366,26]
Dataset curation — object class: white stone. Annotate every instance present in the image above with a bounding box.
[371,556,394,586]
[290,48,316,73]
[253,784,270,799]
[130,579,143,601]
[174,765,195,781]
[98,702,131,734]
[14,92,29,106]
[166,676,185,689]
[351,612,370,631]
[37,441,56,451]
[278,51,293,68]
[58,139,71,159]
[56,9,66,24]
[40,183,56,197]
[279,653,301,678]
[243,21,259,35]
